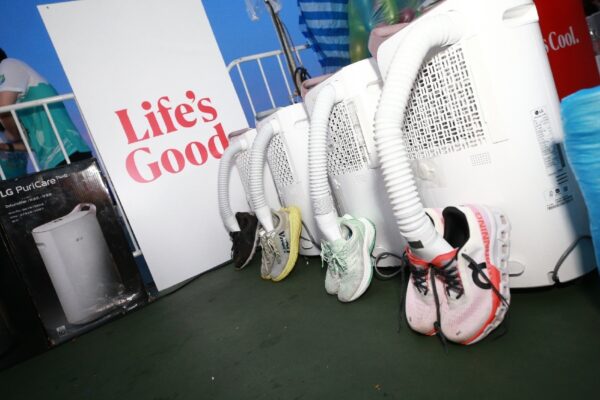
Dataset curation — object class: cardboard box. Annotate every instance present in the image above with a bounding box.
[0,159,148,354]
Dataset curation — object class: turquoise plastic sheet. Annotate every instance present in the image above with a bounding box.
[561,85,600,272]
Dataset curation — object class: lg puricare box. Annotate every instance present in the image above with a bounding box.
[0,159,148,348]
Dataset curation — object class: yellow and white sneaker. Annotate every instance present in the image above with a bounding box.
[259,206,302,282]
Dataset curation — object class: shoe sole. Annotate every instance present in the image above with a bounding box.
[261,271,271,280]
[271,206,302,282]
[341,217,376,302]
[462,206,511,345]
[236,224,261,270]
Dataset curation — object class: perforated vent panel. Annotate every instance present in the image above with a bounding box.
[327,102,368,177]
[235,150,251,193]
[470,152,491,166]
[402,45,487,160]
[267,133,296,190]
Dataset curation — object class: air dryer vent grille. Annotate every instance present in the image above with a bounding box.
[470,152,492,166]
[327,102,368,176]
[235,150,251,193]
[402,45,487,160]
[267,133,296,190]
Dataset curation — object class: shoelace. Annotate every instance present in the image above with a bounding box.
[436,257,464,300]
[396,263,429,332]
[429,267,449,351]
[429,256,461,352]
[409,265,429,295]
[397,253,445,335]
[320,241,348,276]
[398,251,459,351]
[261,233,281,263]
[461,253,509,307]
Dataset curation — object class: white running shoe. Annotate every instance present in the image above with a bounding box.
[405,209,451,336]
[435,205,511,345]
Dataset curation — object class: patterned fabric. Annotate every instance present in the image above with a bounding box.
[0,58,90,170]
[18,83,90,170]
[298,0,351,73]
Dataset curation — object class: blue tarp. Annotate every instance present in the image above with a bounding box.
[298,0,350,73]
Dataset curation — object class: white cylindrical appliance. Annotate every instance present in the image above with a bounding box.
[219,128,281,232]
[375,0,596,287]
[304,59,407,265]
[32,203,122,325]
[254,104,324,256]
[233,128,282,215]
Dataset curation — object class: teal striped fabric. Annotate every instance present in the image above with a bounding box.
[298,0,350,73]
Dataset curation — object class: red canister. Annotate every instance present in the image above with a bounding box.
[534,0,600,98]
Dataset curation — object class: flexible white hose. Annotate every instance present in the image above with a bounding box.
[249,120,280,232]
[308,84,343,242]
[218,138,249,232]
[374,12,463,261]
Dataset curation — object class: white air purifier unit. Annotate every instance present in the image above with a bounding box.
[218,128,281,233]
[32,203,122,325]
[304,59,407,266]
[250,104,324,256]
[374,0,596,287]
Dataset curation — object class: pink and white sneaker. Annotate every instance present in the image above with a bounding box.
[434,205,511,345]
[405,209,450,336]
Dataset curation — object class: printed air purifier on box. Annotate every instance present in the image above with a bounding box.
[32,203,122,325]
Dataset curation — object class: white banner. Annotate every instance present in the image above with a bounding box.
[40,0,249,290]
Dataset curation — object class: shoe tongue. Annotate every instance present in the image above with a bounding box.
[271,212,281,229]
[429,248,459,268]
[339,220,354,241]
[235,212,247,226]
[330,238,348,252]
[406,248,429,269]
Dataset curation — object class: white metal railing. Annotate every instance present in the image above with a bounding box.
[227,44,310,117]
[0,93,77,176]
[0,95,142,257]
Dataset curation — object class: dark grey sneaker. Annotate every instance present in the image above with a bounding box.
[230,212,260,270]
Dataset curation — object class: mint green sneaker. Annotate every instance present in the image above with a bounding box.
[321,215,376,302]
[321,240,345,295]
